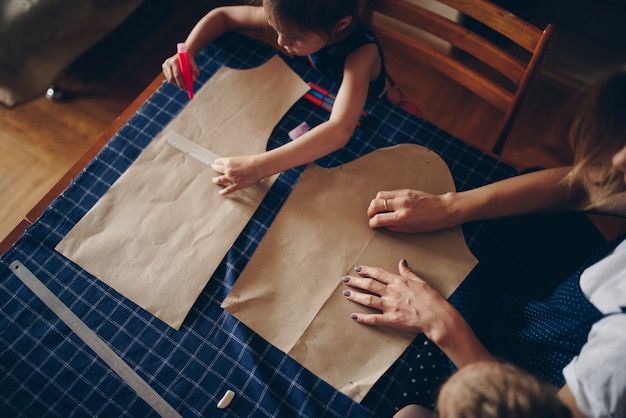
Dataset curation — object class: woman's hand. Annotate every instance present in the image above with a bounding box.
[342,260,451,337]
[342,260,494,367]
[212,155,266,195]
[161,53,200,91]
[367,189,457,233]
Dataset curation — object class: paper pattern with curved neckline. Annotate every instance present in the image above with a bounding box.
[55,56,310,330]
[221,144,478,402]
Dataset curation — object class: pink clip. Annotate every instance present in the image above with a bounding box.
[288,122,310,140]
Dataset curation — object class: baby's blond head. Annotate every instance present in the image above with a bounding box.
[435,362,571,418]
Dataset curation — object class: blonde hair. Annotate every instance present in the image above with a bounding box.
[435,362,571,418]
[565,65,626,210]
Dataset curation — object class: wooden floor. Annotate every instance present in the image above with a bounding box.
[1,1,623,245]
[0,1,216,244]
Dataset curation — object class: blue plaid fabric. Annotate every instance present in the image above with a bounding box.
[0,33,516,417]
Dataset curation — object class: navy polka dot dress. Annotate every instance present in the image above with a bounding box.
[484,234,625,386]
[388,213,620,413]
[391,335,451,412]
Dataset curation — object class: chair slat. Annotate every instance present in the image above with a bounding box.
[371,0,526,83]
[363,0,555,154]
[491,23,556,154]
[437,0,542,52]
[374,23,513,111]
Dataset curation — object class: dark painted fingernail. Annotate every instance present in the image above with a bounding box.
[342,276,350,283]
[343,290,351,297]
[354,266,362,272]
[351,314,358,320]
[401,259,408,267]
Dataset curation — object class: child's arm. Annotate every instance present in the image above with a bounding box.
[211,43,382,195]
[558,386,588,418]
[162,6,268,90]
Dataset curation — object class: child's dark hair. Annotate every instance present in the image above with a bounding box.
[263,0,360,34]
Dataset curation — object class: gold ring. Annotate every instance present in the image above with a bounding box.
[383,199,388,212]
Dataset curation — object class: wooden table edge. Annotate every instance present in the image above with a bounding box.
[0,75,166,255]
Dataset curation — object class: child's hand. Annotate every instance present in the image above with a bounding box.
[212,155,266,195]
[161,53,200,90]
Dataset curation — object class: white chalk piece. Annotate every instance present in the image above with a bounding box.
[288,121,310,140]
[217,390,236,409]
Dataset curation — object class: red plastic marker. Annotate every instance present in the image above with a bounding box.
[307,81,368,118]
[304,92,332,112]
[307,82,334,99]
[177,43,194,100]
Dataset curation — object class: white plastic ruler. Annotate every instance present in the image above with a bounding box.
[163,131,220,167]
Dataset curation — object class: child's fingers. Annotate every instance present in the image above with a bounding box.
[162,55,185,89]
[212,174,229,186]
[211,160,225,174]
[161,61,174,82]
[190,60,200,80]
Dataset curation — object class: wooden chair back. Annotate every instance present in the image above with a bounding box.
[361,0,555,154]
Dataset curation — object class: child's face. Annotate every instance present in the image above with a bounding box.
[267,17,328,56]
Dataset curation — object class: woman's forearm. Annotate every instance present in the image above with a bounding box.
[449,167,580,225]
[369,167,584,233]
[429,304,495,369]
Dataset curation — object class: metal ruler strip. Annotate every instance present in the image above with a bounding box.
[9,261,182,418]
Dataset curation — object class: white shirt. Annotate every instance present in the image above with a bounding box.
[562,238,626,418]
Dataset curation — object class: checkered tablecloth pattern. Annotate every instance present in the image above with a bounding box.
[0,33,516,417]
